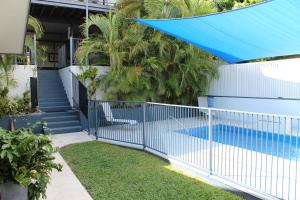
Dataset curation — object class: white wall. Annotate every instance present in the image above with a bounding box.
[59,65,111,106]
[58,67,73,106]
[207,96,300,116]
[209,58,300,99]
[207,58,300,116]
[9,65,36,97]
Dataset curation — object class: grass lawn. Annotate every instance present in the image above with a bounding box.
[60,141,243,200]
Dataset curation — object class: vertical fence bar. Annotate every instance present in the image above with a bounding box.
[70,36,73,66]
[208,108,213,175]
[88,100,91,135]
[143,102,146,149]
[94,101,98,139]
[33,34,37,66]
[295,119,299,200]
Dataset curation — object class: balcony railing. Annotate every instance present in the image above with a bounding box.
[31,0,116,11]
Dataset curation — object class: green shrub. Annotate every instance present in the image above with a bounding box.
[0,90,32,129]
[0,128,62,200]
[15,91,32,114]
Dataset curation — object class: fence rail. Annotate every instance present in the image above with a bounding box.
[85,99,300,200]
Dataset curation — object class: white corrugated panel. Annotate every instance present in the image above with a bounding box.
[209,58,300,99]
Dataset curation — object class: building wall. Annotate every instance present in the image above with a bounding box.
[207,58,300,116]
[37,41,66,68]
[59,65,111,106]
[207,96,300,116]
[209,58,300,99]
[9,65,37,97]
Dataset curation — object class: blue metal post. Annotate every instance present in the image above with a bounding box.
[94,101,98,139]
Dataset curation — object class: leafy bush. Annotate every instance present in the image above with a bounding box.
[15,91,32,114]
[0,90,32,124]
[76,1,219,105]
[0,128,62,200]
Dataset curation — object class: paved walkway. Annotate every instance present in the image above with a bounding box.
[43,132,94,200]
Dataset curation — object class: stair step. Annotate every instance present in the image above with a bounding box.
[42,111,78,117]
[38,85,64,89]
[38,79,62,82]
[38,91,66,95]
[38,81,62,85]
[47,126,82,134]
[39,101,69,105]
[38,78,61,80]
[39,97,68,101]
[38,76,60,82]
[39,101,70,107]
[38,92,67,97]
[47,120,81,128]
[39,87,65,92]
[38,82,63,85]
[40,106,71,112]
[38,94,67,98]
[38,87,65,91]
[39,96,68,100]
[43,115,79,122]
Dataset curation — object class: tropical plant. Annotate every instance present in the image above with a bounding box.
[27,16,44,39]
[213,0,264,11]
[0,91,32,130]
[0,54,17,90]
[232,0,263,9]
[23,16,45,65]
[0,128,62,200]
[76,11,125,70]
[76,0,220,105]
[78,66,101,99]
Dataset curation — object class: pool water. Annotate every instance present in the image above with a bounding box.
[176,124,300,160]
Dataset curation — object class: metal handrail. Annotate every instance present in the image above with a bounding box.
[147,102,300,119]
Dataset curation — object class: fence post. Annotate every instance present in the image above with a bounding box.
[142,102,146,149]
[94,101,98,139]
[87,100,91,135]
[208,108,213,175]
[33,34,37,66]
[30,77,38,111]
[70,36,73,66]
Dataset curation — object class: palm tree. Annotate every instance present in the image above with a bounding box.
[25,16,45,65]
[76,12,125,70]
[0,55,17,89]
[76,0,219,104]
[27,15,44,39]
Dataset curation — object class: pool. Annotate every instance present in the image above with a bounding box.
[176,124,300,160]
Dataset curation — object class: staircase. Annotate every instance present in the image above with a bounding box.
[38,70,82,134]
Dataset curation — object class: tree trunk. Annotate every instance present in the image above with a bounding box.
[8,117,14,131]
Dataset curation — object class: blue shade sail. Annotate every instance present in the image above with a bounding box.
[131,0,300,63]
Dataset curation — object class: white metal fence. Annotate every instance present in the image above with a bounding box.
[87,100,300,200]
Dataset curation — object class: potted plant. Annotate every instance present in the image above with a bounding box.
[0,128,62,200]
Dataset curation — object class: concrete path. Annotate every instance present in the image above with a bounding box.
[43,132,94,200]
